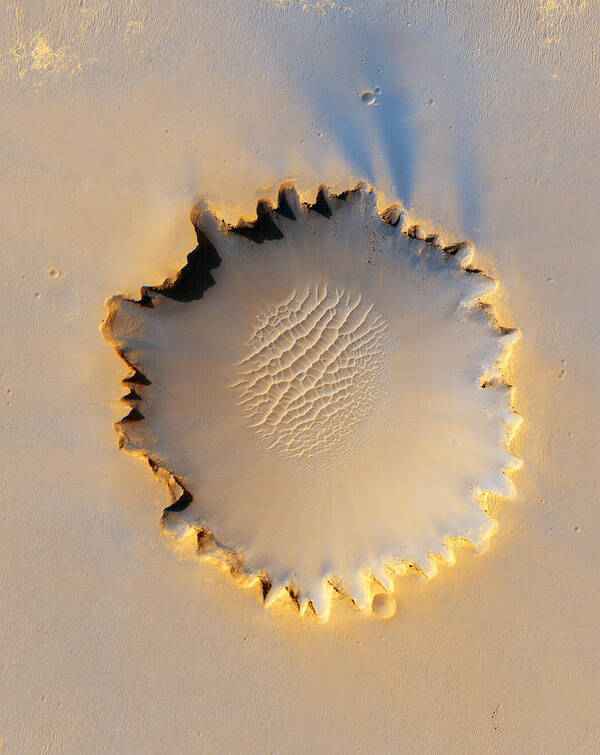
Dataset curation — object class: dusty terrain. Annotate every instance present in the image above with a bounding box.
[1,1,599,752]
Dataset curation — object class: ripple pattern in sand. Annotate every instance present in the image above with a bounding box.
[234,286,388,460]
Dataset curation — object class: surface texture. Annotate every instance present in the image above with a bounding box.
[1,0,599,752]
[237,285,388,461]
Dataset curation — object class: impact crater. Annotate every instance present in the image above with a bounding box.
[102,182,521,620]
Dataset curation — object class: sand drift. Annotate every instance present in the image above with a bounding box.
[102,183,521,620]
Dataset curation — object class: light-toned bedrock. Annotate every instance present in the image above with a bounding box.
[102,183,521,621]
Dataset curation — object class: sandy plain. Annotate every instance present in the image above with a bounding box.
[1,0,599,752]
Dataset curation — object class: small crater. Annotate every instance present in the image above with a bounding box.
[573,525,581,533]
[558,368,567,379]
[371,592,396,619]
[361,90,377,106]
[374,86,382,95]
[48,268,59,279]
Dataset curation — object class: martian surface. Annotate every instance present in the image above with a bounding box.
[1,0,599,752]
